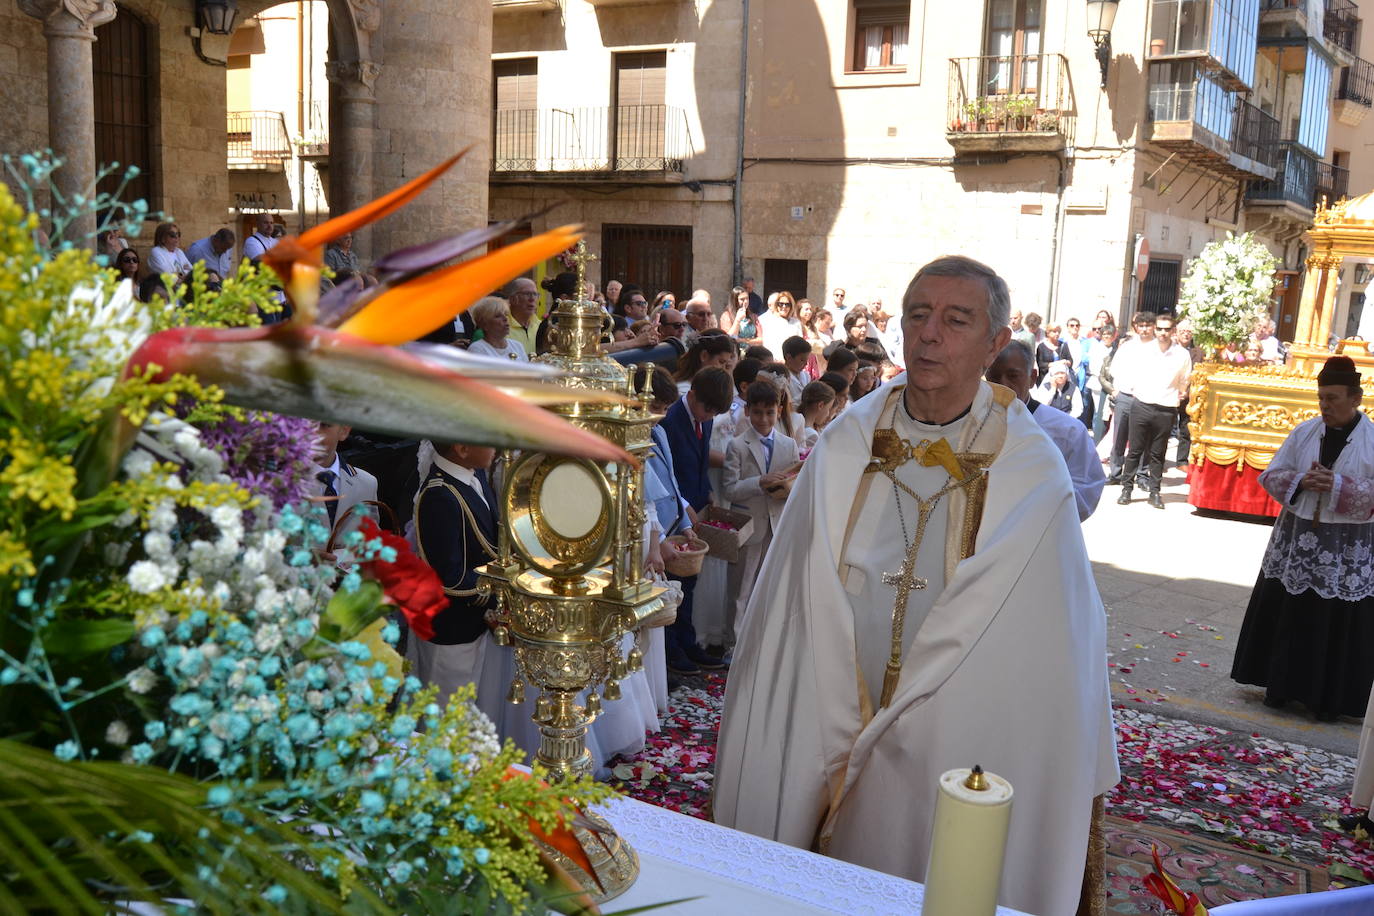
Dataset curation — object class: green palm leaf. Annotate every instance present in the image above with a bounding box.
[0,740,393,915]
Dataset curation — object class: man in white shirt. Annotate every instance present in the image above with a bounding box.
[186,229,236,281]
[1105,311,1156,484]
[1117,313,1192,509]
[243,213,278,261]
[986,341,1104,521]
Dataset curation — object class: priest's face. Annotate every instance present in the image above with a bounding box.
[1318,385,1362,428]
[902,275,1011,419]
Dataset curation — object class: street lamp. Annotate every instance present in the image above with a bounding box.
[1087,0,1121,90]
[196,0,239,35]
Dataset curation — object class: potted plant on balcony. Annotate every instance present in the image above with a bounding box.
[1005,96,1035,131]
[1032,110,1060,132]
[963,98,991,131]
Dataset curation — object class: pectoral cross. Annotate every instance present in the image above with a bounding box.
[881,558,928,605]
[879,555,928,708]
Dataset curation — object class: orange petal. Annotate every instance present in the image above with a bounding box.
[297,149,471,250]
[338,225,583,345]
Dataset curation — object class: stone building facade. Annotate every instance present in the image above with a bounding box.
[0,0,493,261]
[488,1,1372,333]
[3,0,1371,339]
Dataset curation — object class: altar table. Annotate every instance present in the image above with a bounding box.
[595,795,1033,915]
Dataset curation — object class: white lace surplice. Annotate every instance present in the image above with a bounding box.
[1258,414,1374,601]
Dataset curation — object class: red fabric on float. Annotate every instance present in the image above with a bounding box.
[1186,459,1280,517]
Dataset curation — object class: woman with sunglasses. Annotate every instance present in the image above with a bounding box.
[147,222,192,281]
[114,248,141,284]
[759,291,802,356]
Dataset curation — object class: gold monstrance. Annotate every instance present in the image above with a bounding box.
[478,242,666,902]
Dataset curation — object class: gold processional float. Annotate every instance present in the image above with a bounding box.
[1188,192,1374,515]
[477,243,669,902]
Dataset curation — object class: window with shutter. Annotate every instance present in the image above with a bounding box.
[493,58,538,170]
[852,1,910,72]
[614,51,668,170]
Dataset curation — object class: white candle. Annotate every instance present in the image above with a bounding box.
[922,765,1014,916]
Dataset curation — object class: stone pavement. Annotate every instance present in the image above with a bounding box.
[1085,457,1362,758]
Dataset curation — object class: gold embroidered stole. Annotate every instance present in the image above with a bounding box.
[819,383,1014,854]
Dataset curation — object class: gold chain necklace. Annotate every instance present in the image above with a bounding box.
[876,397,993,708]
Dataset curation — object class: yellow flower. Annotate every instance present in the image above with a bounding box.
[0,432,78,520]
[0,529,36,578]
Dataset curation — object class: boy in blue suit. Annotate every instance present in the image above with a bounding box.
[409,441,500,706]
[659,366,734,674]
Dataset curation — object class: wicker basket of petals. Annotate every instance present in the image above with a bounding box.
[664,534,709,577]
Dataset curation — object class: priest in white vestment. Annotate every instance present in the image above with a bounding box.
[714,256,1119,916]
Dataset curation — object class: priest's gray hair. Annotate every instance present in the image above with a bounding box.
[902,256,1011,338]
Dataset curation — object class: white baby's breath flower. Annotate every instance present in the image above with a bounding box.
[306,690,326,709]
[105,720,130,746]
[261,530,286,554]
[127,667,156,694]
[149,501,177,532]
[122,450,156,479]
[143,531,173,560]
[114,510,137,528]
[254,624,283,653]
[127,561,167,594]
[210,504,242,530]
[241,548,266,574]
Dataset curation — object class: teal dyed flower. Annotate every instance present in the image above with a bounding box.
[474,847,490,865]
[207,785,232,805]
[263,885,287,904]
[359,790,386,815]
[53,740,79,761]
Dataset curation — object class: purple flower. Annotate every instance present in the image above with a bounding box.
[195,411,320,511]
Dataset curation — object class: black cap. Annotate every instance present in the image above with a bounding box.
[1317,355,1362,389]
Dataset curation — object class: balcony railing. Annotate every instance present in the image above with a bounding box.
[1232,99,1281,170]
[492,105,691,175]
[227,110,292,170]
[1324,0,1358,53]
[1316,159,1351,204]
[1247,141,1319,209]
[1338,56,1374,105]
[946,54,1073,151]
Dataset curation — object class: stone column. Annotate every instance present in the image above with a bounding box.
[371,0,491,257]
[325,58,380,264]
[18,0,117,244]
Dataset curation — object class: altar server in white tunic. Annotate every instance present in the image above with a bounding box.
[713,256,1119,916]
[985,341,1105,521]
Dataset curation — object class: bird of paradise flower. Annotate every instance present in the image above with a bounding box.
[127,150,630,466]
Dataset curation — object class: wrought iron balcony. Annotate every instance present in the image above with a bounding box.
[491,105,692,178]
[1146,65,1277,179]
[1316,159,1351,205]
[945,54,1073,153]
[227,110,292,171]
[1338,57,1374,104]
[1231,100,1280,173]
[1246,141,1319,211]
[1324,0,1358,54]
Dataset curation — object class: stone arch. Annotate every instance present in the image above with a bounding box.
[238,0,363,64]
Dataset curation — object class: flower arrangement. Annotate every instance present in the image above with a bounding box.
[0,155,632,913]
[1176,232,1279,354]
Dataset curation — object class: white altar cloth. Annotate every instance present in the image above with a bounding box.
[594,795,1032,915]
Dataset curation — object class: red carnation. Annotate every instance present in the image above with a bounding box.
[358,517,444,642]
